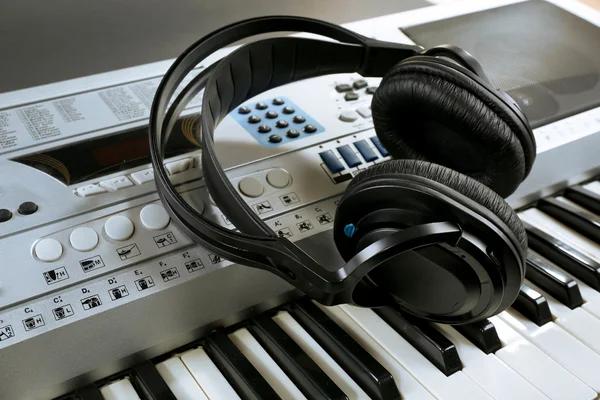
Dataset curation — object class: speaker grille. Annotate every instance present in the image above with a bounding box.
[403,0,600,128]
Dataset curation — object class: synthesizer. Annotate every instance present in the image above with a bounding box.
[1,0,600,399]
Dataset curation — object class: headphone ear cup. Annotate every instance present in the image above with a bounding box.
[371,59,534,198]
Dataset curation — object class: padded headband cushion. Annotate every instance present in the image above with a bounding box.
[371,60,530,198]
[346,159,527,252]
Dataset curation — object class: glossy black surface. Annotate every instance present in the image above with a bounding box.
[248,315,347,400]
[524,221,600,290]
[18,201,38,215]
[513,284,553,326]
[374,307,462,376]
[565,184,600,216]
[0,209,12,223]
[204,334,280,400]
[537,197,600,243]
[526,252,583,309]
[74,385,103,400]
[288,299,400,400]
[453,319,502,354]
[132,361,176,400]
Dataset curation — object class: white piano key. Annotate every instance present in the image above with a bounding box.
[317,305,434,400]
[584,181,600,196]
[272,311,369,399]
[336,304,493,400]
[521,208,600,261]
[499,308,600,391]
[100,377,141,400]
[228,328,306,400]
[180,347,241,400]
[556,196,600,218]
[490,316,596,400]
[435,324,548,400]
[526,279,600,355]
[155,357,209,400]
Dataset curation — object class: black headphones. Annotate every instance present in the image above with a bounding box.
[149,16,536,324]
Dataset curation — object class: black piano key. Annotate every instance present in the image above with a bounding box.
[512,284,553,326]
[374,306,462,376]
[526,252,584,309]
[565,184,600,216]
[523,220,600,290]
[453,319,502,354]
[288,299,400,400]
[203,334,281,400]
[248,314,348,400]
[131,361,176,400]
[537,197,600,244]
[74,385,103,400]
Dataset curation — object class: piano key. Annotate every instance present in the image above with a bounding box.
[180,347,241,400]
[525,279,600,355]
[584,181,600,196]
[537,197,600,243]
[499,308,600,391]
[434,323,548,400]
[453,319,502,354]
[520,214,600,290]
[273,311,369,399]
[374,306,462,376]
[337,305,493,400]
[526,251,584,309]
[316,304,435,400]
[248,314,347,400]
[565,184,600,215]
[131,361,176,400]
[75,385,104,400]
[203,333,280,399]
[288,299,399,400]
[512,284,553,326]
[229,328,306,400]
[490,316,597,400]
[155,357,209,400]
[99,378,141,400]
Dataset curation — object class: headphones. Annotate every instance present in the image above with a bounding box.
[149,16,536,324]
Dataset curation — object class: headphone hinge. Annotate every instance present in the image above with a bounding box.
[358,39,422,77]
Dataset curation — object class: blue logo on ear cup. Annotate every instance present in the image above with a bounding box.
[344,224,356,238]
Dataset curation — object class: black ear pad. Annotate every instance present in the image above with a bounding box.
[371,59,535,198]
[343,159,527,253]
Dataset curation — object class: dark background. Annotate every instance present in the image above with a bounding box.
[0,0,427,93]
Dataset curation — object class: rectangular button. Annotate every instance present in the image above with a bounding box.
[165,158,191,175]
[76,184,107,197]
[131,168,154,184]
[99,176,134,191]
[319,150,345,173]
[370,137,389,157]
[337,145,362,168]
[353,140,378,162]
[335,83,352,92]
[357,107,372,118]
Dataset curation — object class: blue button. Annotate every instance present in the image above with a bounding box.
[319,150,345,173]
[370,136,389,157]
[337,145,362,168]
[353,140,379,162]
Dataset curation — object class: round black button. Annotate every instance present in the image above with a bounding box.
[272,97,285,105]
[258,125,272,133]
[276,120,289,128]
[238,106,251,114]
[265,111,278,119]
[304,124,317,133]
[293,115,306,124]
[286,129,300,138]
[255,102,268,110]
[268,134,282,143]
[0,209,12,223]
[18,201,38,215]
[248,115,261,124]
[282,106,295,114]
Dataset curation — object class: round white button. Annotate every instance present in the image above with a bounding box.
[104,215,134,241]
[266,169,291,189]
[70,227,99,252]
[34,238,63,262]
[140,204,171,231]
[238,176,264,198]
[339,110,359,122]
